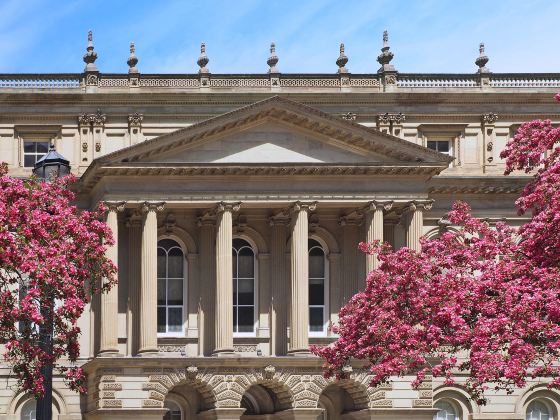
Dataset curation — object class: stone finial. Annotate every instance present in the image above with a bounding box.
[475,42,489,73]
[267,42,279,74]
[377,30,395,73]
[336,43,348,74]
[127,42,139,74]
[197,42,209,74]
[83,30,98,72]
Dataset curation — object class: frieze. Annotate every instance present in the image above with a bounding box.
[100,382,122,391]
[370,399,393,407]
[100,399,122,408]
[100,391,115,399]
[419,390,433,399]
[143,382,168,394]
[149,391,165,401]
[413,399,433,407]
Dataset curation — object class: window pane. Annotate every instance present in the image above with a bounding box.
[167,278,183,306]
[157,248,166,278]
[24,155,35,167]
[233,307,237,332]
[167,308,182,332]
[309,307,324,332]
[427,141,437,151]
[23,142,35,153]
[309,252,324,278]
[157,307,166,333]
[167,247,183,278]
[237,278,254,305]
[36,142,49,154]
[233,278,238,305]
[309,279,324,305]
[237,306,254,332]
[237,251,254,278]
[157,279,166,305]
[438,141,449,153]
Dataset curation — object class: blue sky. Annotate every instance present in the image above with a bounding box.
[1,0,559,74]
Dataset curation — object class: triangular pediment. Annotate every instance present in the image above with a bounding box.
[81,96,451,189]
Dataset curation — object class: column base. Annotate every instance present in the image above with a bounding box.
[212,348,237,357]
[137,347,160,357]
[287,348,313,356]
[96,349,121,357]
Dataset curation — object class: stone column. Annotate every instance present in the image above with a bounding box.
[404,200,433,252]
[198,213,215,356]
[269,211,290,356]
[288,201,316,355]
[98,201,125,356]
[126,210,142,356]
[213,202,241,356]
[364,201,393,273]
[138,202,165,355]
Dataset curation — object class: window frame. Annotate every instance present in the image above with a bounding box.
[232,236,258,337]
[433,400,460,420]
[526,400,554,420]
[22,140,50,168]
[156,237,188,338]
[308,236,329,337]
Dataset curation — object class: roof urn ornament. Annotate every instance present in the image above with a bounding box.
[127,42,139,74]
[83,30,98,72]
[267,42,279,73]
[197,42,209,74]
[476,42,490,73]
[336,43,349,74]
[377,30,395,73]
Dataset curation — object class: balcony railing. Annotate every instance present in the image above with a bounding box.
[0,72,558,91]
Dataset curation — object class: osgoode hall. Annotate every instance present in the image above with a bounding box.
[1,31,559,420]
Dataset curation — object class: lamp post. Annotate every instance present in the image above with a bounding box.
[32,144,71,420]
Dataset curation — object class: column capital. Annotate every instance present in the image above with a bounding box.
[215,201,241,214]
[103,200,126,212]
[364,200,393,213]
[401,199,434,214]
[290,201,317,213]
[141,201,165,213]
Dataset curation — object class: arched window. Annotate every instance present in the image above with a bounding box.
[434,401,459,420]
[163,400,182,420]
[527,401,552,420]
[232,238,255,334]
[20,399,36,420]
[309,238,327,334]
[157,239,184,335]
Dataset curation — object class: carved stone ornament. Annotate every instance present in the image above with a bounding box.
[82,142,88,153]
[378,112,405,125]
[215,201,241,214]
[128,112,144,128]
[164,212,176,233]
[341,112,356,121]
[291,201,317,213]
[487,141,493,152]
[186,366,198,381]
[482,112,498,125]
[104,201,126,213]
[86,73,98,86]
[384,74,397,85]
[78,109,107,127]
[263,365,276,380]
[95,142,101,152]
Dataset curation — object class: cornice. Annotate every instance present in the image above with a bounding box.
[428,175,529,194]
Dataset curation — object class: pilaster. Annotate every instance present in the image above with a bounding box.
[138,201,165,355]
[269,211,290,356]
[126,210,142,356]
[339,212,362,300]
[98,201,125,356]
[198,212,216,356]
[482,113,498,173]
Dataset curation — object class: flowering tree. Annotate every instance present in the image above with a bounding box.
[0,162,116,397]
[312,94,560,404]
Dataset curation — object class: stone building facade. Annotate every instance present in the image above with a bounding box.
[1,32,560,420]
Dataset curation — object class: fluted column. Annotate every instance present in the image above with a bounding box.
[364,201,393,273]
[139,202,165,355]
[126,210,142,356]
[288,201,316,356]
[404,200,433,252]
[213,202,241,356]
[99,201,125,356]
[269,211,290,356]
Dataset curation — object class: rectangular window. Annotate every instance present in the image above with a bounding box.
[23,141,49,167]
[427,140,451,155]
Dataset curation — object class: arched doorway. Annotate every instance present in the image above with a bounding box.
[163,383,214,420]
[240,384,291,418]
[318,384,361,420]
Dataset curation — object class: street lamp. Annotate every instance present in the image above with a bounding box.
[32,144,70,420]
